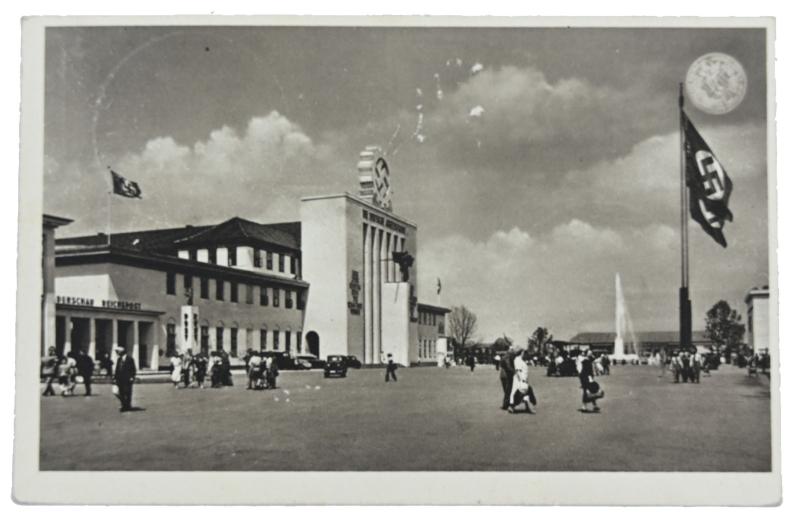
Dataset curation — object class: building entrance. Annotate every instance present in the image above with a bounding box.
[306,331,320,358]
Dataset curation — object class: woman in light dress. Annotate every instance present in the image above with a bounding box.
[508,348,536,414]
[169,353,182,388]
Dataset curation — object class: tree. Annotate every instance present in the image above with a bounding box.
[705,300,745,359]
[527,327,553,357]
[448,305,478,352]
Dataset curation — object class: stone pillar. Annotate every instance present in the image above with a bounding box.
[62,314,72,355]
[385,233,393,282]
[111,318,119,365]
[372,229,382,364]
[363,225,373,365]
[88,318,96,360]
[132,320,140,367]
[288,330,296,356]
[150,323,160,370]
[390,234,397,282]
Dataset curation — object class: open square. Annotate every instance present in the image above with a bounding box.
[40,364,771,471]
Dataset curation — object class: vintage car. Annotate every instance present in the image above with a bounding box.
[323,355,348,378]
[295,354,325,369]
[343,355,362,369]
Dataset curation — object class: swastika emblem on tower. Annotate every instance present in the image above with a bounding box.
[357,146,392,211]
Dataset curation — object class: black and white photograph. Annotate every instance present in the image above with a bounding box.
[13,16,780,505]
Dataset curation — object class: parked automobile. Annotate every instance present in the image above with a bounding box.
[295,354,325,369]
[343,355,362,369]
[261,351,294,370]
[324,355,348,378]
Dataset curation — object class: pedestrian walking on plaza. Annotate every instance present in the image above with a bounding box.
[266,355,278,389]
[499,347,518,410]
[691,346,702,384]
[194,353,208,389]
[579,353,601,413]
[671,351,681,383]
[508,351,536,414]
[679,350,692,383]
[169,353,182,388]
[467,354,476,372]
[220,350,233,386]
[76,348,94,396]
[247,350,262,390]
[385,354,398,382]
[210,351,223,387]
[58,352,78,396]
[41,346,58,396]
[182,349,195,388]
[601,354,611,376]
[99,352,113,379]
[113,346,137,412]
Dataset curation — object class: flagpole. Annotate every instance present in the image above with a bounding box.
[106,167,112,248]
[678,83,692,349]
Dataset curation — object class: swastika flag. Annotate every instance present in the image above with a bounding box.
[110,169,142,199]
[682,112,734,247]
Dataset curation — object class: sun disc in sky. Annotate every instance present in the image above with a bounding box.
[685,52,748,115]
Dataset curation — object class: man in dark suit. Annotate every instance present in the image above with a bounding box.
[113,346,137,412]
[77,348,95,396]
[499,348,518,410]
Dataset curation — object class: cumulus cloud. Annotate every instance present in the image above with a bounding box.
[109,111,329,230]
[417,212,763,345]
[425,65,672,174]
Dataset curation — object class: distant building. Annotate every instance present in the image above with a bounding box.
[568,330,713,356]
[49,147,441,369]
[416,303,450,365]
[745,286,770,354]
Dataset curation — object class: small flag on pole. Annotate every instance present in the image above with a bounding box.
[682,112,734,247]
[436,277,442,295]
[110,169,143,199]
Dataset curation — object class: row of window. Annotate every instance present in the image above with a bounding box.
[418,338,437,360]
[183,247,295,274]
[166,324,303,358]
[166,273,303,309]
[419,311,441,326]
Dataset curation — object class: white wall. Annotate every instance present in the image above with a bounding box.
[752,296,770,351]
[300,197,349,360]
[216,246,228,266]
[55,271,118,302]
[381,282,411,367]
[236,246,254,269]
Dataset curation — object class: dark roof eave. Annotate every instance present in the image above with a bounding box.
[417,303,451,314]
[56,246,310,288]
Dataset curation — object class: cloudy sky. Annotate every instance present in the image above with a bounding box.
[44,25,769,344]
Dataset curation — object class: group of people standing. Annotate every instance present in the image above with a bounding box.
[170,349,234,389]
[499,347,537,414]
[41,344,137,412]
[243,350,280,390]
[669,347,705,384]
[41,346,94,397]
[498,347,604,414]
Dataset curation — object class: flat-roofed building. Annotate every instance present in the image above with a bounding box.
[745,286,770,354]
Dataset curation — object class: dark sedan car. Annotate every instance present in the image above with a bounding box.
[324,355,348,378]
[295,354,325,369]
[343,355,362,369]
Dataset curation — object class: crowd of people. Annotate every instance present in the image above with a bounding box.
[497,347,605,414]
[41,346,95,397]
[667,347,707,383]
[170,349,238,389]
[541,350,612,378]
[243,350,279,390]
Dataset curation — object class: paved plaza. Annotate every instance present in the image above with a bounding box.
[39,364,771,471]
